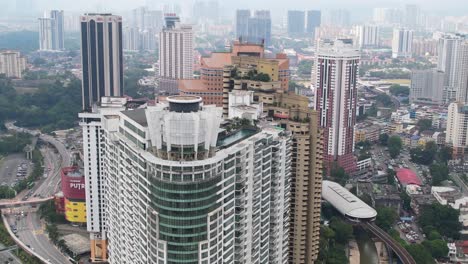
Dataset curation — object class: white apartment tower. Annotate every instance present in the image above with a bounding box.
[79,97,128,262]
[159,14,193,94]
[314,39,359,173]
[38,10,64,51]
[97,96,291,264]
[356,24,380,48]
[437,35,468,103]
[0,51,26,79]
[410,69,445,105]
[392,28,413,58]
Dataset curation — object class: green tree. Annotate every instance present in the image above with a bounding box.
[379,133,389,146]
[437,146,452,164]
[422,239,449,259]
[376,207,398,232]
[388,136,402,158]
[400,191,411,211]
[297,60,313,76]
[418,203,461,239]
[389,84,410,96]
[329,217,353,244]
[405,244,436,264]
[417,119,433,131]
[430,163,449,185]
[330,163,349,186]
[387,169,396,185]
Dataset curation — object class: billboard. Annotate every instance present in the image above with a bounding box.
[61,167,86,200]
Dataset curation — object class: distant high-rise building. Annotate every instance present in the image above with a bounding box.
[392,28,413,58]
[410,69,445,105]
[0,51,26,79]
[446,102,468,158]
[38,10,64,51]
[405,4,420,29]
[159,14,193,94]
[140,29,157,51]
[80,14,124,109]
[306,10,321,37]
[455,41,468,104]
[372,8,402,25]
[123,27,140,52]
[287,10,306,36]
[144,10,163,31]
[236,9,251,41]
[314,39,359,173]
[437,34,466,103]
[132,6,147,29]
[327,9,351,27]
[356,24,380,48]
[193,1,219,23]
[247,10,271,46]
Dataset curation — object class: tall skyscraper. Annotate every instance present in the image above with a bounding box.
[410,69,445,105]
[0,51,26,79]
[356,24,380,48]
[79,14,124,260]
[314,39,359,173]
[236,10,271,46]
[287,10,306,36]
[97,96,291,263]
[405,4,420,29]
[437,34,466,103]
[158,14,193,94]
[455,41,468,103]
[373,7,402,25]
[38,10,64,51]
[446,103,468,158]
[80,14,123,111]
[392,28,413,58]
[236,9,251,41]
[327,9,351,27]
[247,10,271,46]
[306,10,321,37]
[123,27,141,52]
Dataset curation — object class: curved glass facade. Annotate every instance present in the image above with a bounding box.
[150,175,222,264]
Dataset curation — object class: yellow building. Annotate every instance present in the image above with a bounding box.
[64,198,87,223]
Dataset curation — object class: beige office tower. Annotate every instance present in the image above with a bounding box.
[222,58,324,263]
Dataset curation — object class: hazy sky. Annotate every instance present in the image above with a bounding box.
[6,0,468,19]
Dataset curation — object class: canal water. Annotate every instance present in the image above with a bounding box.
[355,227,379,264]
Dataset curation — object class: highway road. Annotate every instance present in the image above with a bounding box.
[5,207,71,264]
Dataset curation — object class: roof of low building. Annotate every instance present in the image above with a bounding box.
[396,168,422,186]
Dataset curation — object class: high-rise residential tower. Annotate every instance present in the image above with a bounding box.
[356,24,380,48]
[80,14,123,111]
[236,9,251,41]
[287,10,306,37]
[38,10,64,51]
[98,96,292,264]
[306,10,321,37]
[405,4,420,29]
[0,51,26,79]
[123,27,141,52]
[314,39,359,173]
[410,69,445,105]
[236,10,272,46]
[392,28,413,58]
[247,10,271,46]
[437,34,466,103]
[158,14,193,94]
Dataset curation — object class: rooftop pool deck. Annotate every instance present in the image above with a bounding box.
[217,128,258,148]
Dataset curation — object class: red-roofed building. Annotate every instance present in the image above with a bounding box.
[396,168,422,186]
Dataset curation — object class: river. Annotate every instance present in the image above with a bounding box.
[355,227,379,264]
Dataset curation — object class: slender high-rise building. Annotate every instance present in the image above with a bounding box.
[437,34,466,103]
[97,96,291,263]
[405,4,420,29]
[79,13,123,262]
[287,10,306,37]
[38,10,64,51]
[158,14,193,94]
[392,28,413,58]
[123,27,141,52]
[356,24,380,48]
[410,69,445,105]
[236,9,251,41]
[306,10,321,37]
[314,39,359,173]
[248,10,271,46]
[80,14,123,111]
